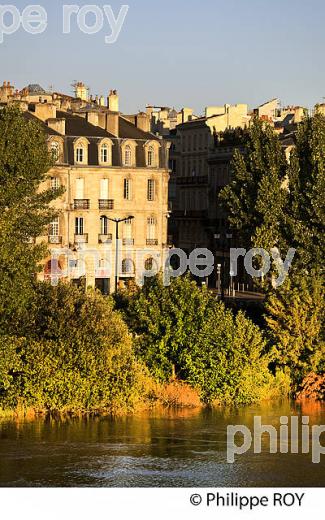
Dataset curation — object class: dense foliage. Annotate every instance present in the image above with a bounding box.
[117,275,282,404]
[219,117,288,252]
[265,274,325,383]
[0,284,152,413]
[219,115,324,387]
[0,105,62,334]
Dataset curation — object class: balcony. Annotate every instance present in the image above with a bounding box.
[98,233,113,244]
[99,199,114,210]
[123,238,134,246]
[74,199,90,210]
[74,234,88,244]
[146,239,158,246]
[48,235,62,245]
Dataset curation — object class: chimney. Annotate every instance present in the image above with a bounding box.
[87,110,99,127]
[47,118,66,135]
[136,112,150,132]
[34,101,56,121]
[107,89,119,112]
[99,96,105,107]
[98,112,106,129]
[106,112,119,137]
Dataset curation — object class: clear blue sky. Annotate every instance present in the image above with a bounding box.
[1,0,324,114]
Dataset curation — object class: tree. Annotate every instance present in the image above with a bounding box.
[285,111,325,272]
[219,117,288,253]
[0,283,152,413]
[118,275,273,404]
[265,274,325,383]
[0,106,62,333]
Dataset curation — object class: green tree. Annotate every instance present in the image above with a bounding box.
[219,117,288,252]
[285,111,325,272]
[0,106,62,333]
[265,274,325,382]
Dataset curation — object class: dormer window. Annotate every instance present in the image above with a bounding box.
[101,144,109,163]
[145,140,160,168]
[124,145,132,166]
[48,138,63,163]
[76,146,84,163]
[148,146,154,166]
[51,141,60,162]
[98,139,113,166]
[74,138,89,165]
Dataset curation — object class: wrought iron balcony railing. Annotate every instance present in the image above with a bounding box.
[98,199,114,210]
[74,199,90,210]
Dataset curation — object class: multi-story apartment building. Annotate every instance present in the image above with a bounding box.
[0,81,171,294]
[167,103,250,254]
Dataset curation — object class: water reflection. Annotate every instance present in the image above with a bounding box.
[0,401,324,487]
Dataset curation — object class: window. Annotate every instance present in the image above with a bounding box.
[144,257,157,271]
[51,177,60,190]
[75,178,84,199]
[75,217,84,235]
[124,218,133,239]
[100,216,109,235]
[147,179,155,201]
[76,146,84,163]
[49,217,59,236]
[124,145,132,166]
[122,258,134,274]
[51,141,60,162]
[147,217,157,240]
[147,146,154,167]
[100,144,109,164]
[100,178,109,200]
[124,178,131,200]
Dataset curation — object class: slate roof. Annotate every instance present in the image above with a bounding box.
[23,111,61,136]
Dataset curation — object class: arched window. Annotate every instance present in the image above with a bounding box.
[124,145,132,166]
[122,258,134,274]
[100,215,109,235]
[144,257,157,271]
[147,146,154,167]
[51,141,60,162]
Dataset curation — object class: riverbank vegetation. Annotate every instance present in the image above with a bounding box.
[0,107,324,418]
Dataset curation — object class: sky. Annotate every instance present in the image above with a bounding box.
[1,0,325,114]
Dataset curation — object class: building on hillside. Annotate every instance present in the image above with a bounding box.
[1,81,171,294]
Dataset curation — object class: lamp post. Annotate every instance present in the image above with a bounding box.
[214,231,233,300]
[107,216,134,293]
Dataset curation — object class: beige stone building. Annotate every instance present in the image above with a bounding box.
[0,81,171,294]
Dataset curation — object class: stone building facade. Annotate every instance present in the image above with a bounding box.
[1,81,171,293]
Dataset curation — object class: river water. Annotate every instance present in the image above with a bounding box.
[0,400,324,487]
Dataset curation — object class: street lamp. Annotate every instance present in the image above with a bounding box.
[107,216,134,292]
